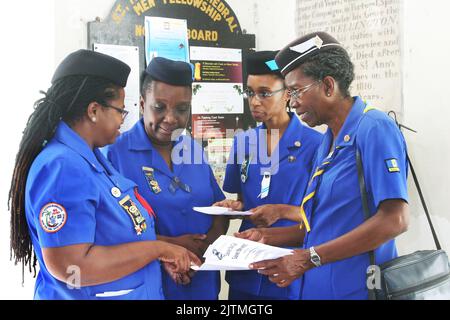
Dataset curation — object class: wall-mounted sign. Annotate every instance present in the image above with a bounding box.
[88,0,255,71]
[145,16,190,64]
[190,46,244,139]
[296,0,403,114]
[94,43,140,132]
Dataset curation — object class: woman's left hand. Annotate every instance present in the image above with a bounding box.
[249,249,315,287]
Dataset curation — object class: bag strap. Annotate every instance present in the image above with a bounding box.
[405,147,441,250]
[387,111,442,251]
[356,148,377,300]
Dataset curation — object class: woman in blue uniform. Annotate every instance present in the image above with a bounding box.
[106,57,228,300]
[239,32,410,300]
[214,51,322,300]
[8,50,199,300]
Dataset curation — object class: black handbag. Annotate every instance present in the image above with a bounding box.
[356,148,450,300]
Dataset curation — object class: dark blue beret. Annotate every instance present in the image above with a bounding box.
[247,51,282,77]
[144,57,193,86]
[276,32,342,77]
[51,49,131,87]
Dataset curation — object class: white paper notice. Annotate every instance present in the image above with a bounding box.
[191,235,293,271]
[193,206,253,216]
[93,44,140,132]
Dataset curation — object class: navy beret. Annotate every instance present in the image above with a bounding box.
[144,57,193,86]
[247,51,282,77]
[276,32,342,77]
[52,49,131,87]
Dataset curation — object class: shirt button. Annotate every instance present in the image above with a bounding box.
[295,141,302,148]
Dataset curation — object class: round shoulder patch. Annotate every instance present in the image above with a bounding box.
[39,203,68,233]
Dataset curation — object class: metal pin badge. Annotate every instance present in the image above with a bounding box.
[111,187,122,198]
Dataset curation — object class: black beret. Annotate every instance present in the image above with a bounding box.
[276,32,343,77]
[246,51,282,77]
[144,57,193,86]
[51,49,131,87]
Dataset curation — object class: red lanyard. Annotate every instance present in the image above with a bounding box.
[134,188,156,219]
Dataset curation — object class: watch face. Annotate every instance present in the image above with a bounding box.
[310,248,321,266]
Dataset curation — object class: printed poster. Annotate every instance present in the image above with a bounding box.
[145,16,190,65]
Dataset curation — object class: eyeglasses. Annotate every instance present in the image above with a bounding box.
[243,87,285,100]
[101,102,129,120]
[287,81,322,100]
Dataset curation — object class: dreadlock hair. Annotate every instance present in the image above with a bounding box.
[8,75,120,281]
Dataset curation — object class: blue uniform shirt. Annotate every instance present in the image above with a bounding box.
[300,97,408,300]
[223,113,323,299]
[25,122,163,300]
[106,119,225,300]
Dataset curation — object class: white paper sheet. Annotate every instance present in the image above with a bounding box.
[193,206,253,216]
[93,44,140,132]
[191,235,293,271]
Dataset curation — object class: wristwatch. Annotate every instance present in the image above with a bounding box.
[309,246,322,267]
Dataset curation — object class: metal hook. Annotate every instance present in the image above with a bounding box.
[388,110,417,133]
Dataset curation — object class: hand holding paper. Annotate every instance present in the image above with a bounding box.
[193,206,253,216]
[191,235,293,271]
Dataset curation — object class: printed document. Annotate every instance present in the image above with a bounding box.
[191,235,293,271]
[193,206,253,216]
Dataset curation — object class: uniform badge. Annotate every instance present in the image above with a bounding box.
[39,203,67,233]
[386,158,400,173]
[258,171,271,199]
[143,167,161,194]
[240,155,252,183]
[169,176,191,194]
[111,187,122,198]
[119,195,147,236]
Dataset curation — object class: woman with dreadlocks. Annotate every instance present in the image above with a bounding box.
[8,49,200,300]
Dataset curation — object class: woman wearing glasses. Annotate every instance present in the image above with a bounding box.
[214,51,322,300]
[106,57,228,300]
[8,50,200,300]
[238,32,409,300]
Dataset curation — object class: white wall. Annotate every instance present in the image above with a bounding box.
[2,0,449,300]
[395,0,450,254]
[0,0,55,299]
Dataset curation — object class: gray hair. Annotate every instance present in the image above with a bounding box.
[300,47,354,97]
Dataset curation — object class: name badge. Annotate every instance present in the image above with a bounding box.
[258,171,271,199]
